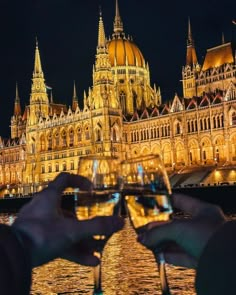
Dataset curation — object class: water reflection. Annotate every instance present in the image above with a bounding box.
[1,214,196,294]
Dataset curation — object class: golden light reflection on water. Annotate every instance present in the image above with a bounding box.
[0,214,197,294]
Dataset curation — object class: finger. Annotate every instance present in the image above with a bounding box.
[172,193,214,217]
[137,220,180,249]
[22,173,92,214]
[47,172,92,194]
[63,216,124,242]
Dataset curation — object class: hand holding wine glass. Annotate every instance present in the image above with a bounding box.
[121,154,173,295]
[75,155,121,295]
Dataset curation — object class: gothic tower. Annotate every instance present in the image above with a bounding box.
[28,40,49,127]
[182,18,200,98]
[89,10,123,156]
[11,83,22,139]
[25,40,49,186]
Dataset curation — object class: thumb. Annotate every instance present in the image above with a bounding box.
[137,220,179,249]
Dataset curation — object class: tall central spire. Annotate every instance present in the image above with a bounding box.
[33,38,44,78]
[98,9,106,48]
[113,0,123,36]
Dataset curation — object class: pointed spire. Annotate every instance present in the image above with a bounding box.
[187,17,193,46]
[72,81,78,111]
[33,38,43,77]
[14,82,22,116]
[222,32,225,44]
[186,18,198,66]
[98,8,106,47]
[113,0,123,36]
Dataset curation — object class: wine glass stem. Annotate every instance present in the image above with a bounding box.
[93,252,103,295]
[155,251,171,295]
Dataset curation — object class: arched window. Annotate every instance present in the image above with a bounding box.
[232,112,236,125]
[203,150,206,160]
[213,117,216,128]
[85,126,90,140]
[189,152,193,163]
[77,128,82,142]
[55,132,59,147]
[187,122,190,133]
[55,163,59,172]
[69,129,74,147]
[132,90,137,110]
[176,123,181,135]
[208,118,211,129]
[120,91,126,113]
[41,165,45,174]
[96,129,101,142]
[62,130,67,147]
[221,115,224,127]
[62,162,67,171]
[191,121,194,132]
[40,136,45,151]
[112,129,117,142]
[153,128,157,138]
[48,134,52,150]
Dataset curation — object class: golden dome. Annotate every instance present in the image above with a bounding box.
[107,38,145,67]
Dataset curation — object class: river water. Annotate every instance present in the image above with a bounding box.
[0,214,196,295]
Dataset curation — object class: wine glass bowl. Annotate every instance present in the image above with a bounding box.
[77,155,120,192]
[75,155,121,295]
[121,154,173,295]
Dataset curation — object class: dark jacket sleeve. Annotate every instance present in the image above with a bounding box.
[0,224,32,295]
[196,220,236,295]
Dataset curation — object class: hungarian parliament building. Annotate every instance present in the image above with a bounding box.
[0,0,236,194]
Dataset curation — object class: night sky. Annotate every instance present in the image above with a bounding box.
[0,0,235,137]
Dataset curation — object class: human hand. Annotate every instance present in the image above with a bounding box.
[12,172,124,267]
[137,193,226,268]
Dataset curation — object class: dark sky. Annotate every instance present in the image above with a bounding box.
[0,0,235,137]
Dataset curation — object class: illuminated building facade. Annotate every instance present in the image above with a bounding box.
[0,0,236,194]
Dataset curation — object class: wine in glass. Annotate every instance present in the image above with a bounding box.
[75,155,121,295]
[121,154,173,295]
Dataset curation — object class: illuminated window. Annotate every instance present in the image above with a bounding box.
[232,112,236,125]
[62,131,67,147]
[69,129,74,147]
[85,127,90,140]
[48,134,52,150]
[77,128,82,142]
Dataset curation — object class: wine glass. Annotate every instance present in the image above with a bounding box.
[75,155,121,295]
[120,154,173,295]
